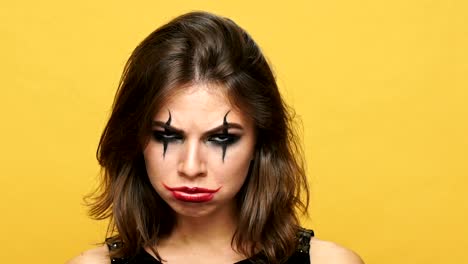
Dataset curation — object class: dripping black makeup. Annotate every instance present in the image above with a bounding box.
[152,110,179,158]
[151,110,243,161]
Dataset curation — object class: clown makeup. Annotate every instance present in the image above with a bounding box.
[220,111,231,161]
[151,110,181,158]
[151,110,241,162]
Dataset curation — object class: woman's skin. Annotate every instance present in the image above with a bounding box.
[67,83,364,264]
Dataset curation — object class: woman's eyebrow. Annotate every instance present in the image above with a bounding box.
[151,121,184,134]
[151,121,243,134]
[203,122,243,135]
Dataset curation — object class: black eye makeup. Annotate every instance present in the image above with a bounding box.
[151,110,184,158]
[219,111,232,162]
[151,110,243,161]
[205,111,242,162]
[152,130,184,144]
[207,133,240,146]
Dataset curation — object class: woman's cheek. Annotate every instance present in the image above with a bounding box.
[144,143,176,182]
[214,149,251,184]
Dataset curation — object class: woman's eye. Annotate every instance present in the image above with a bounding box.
[208,134,240,145]
[152,131,183,142]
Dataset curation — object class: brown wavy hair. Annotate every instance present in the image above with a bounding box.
[86,11,309,264]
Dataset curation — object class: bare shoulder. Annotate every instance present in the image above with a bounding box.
[309,237,364,264]
[65,245,110,264]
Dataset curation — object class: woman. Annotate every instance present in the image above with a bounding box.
[68,11,363,264]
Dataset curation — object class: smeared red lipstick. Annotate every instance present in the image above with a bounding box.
[163,184,221,203]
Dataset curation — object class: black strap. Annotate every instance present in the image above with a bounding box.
[106,238,129,264]
[296,228,314,253]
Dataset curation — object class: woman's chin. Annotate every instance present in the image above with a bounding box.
[162,196,236,219]
[169,203,218,218]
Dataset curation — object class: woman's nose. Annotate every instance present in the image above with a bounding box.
[177,139,207,178]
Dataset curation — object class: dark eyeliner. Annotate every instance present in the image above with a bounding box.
[152,130,183,143]
[207,133,240,146]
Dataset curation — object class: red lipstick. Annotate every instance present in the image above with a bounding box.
[163,184,221,203]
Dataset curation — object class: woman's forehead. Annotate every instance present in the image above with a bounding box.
[152,83,250,128]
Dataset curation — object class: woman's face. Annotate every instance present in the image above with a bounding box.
[143,83,256,218]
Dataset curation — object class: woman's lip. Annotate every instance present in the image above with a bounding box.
[163,184,221,203]
[172,191,215,203]
[163,184,221,194]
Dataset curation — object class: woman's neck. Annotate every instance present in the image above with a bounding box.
[169,203,238,247]
[152,203,248,263]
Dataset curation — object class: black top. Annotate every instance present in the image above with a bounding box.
[107,228,314,264]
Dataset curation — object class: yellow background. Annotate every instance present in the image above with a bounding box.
[1,0,467,263]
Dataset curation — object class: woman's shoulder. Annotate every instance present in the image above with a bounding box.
[65,245,110,264]
[309,237,364,264]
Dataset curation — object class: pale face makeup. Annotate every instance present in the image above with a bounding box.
[143,83,256,218]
